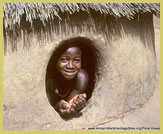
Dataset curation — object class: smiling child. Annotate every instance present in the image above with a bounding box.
[46,45,89,118]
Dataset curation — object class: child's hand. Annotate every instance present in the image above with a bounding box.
[57,100,76,118]
[69,93,87,112]
[58,100,70,109]
[57,93,87,118]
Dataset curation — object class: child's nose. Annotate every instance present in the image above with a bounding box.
[67,61,74,68]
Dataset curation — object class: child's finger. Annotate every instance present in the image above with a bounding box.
[80,98,87,108]
[77,98,86,110]
[78,96,86,105]
[70,107,76,114]
[72,104,78,112]
[58,102,63,108]
[62,103,69,109]
[69,94,80,104]
[79,98,87,108]
[78,99,84,109]
[79,93,87,99]
[73,100,81,110]
[72,103,76,108]
[60,108,71,115]
[59,100,69,109]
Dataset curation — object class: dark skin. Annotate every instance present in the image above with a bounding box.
[48,47,88,118]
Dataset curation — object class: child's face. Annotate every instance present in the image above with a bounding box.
[57,47,81,80]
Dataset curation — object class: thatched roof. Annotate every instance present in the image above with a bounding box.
[3,3,160,30]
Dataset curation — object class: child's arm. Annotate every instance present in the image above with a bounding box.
[67,69,88,101]
[67,69,88,111]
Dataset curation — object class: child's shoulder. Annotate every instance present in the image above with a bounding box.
[77,69,89,80]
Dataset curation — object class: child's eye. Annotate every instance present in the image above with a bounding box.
[74,58,81,63]
[60,58,68,63]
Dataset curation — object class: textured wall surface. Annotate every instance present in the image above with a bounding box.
[3,14,157,130]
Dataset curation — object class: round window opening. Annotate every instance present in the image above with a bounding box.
[46,37,101,119]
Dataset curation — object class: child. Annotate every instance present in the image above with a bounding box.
[46,45,89,118]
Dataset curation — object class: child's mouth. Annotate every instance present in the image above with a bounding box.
[63,70,77,76]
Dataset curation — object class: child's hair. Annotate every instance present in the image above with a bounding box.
[46,38,98,100]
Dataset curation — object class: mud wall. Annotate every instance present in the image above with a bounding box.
[3,13,157,130]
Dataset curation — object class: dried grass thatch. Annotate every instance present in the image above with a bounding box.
[3,3,160,30]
